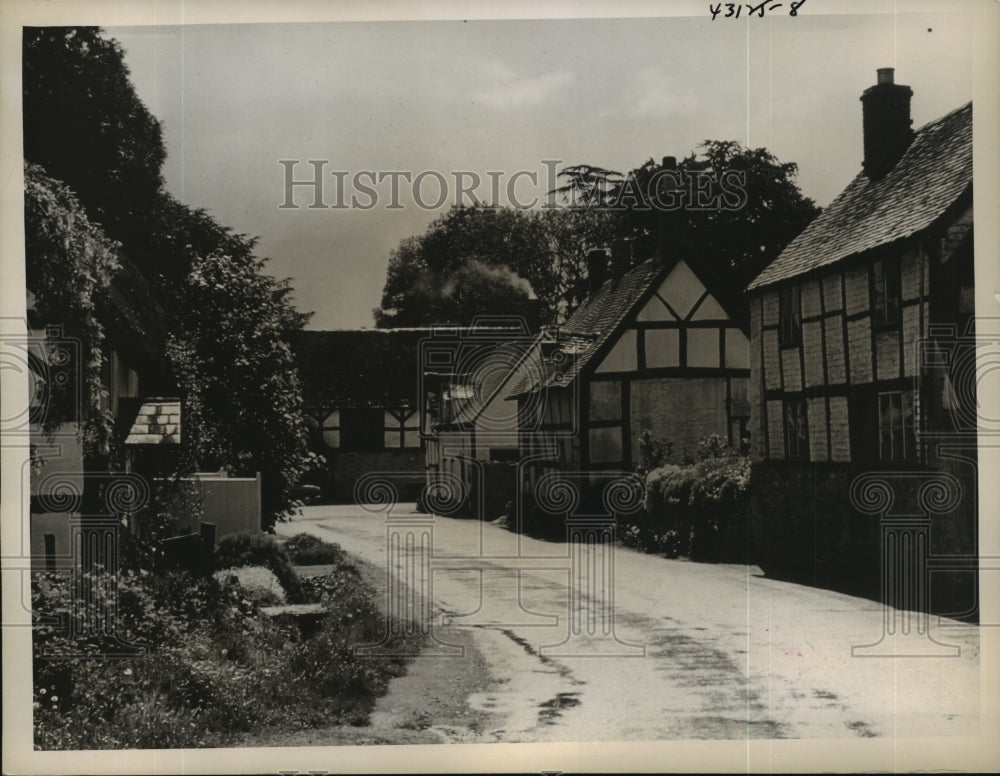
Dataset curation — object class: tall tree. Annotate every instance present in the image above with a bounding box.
[23,27,166,268]
[607,141,821,293]
[24,27,317,528]
[375,204,622,327]
[375,206,549,328]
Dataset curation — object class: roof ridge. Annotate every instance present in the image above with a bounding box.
[747,98,972,291]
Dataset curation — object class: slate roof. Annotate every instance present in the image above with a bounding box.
[125,398,181,445]
[439,340,536,429]
[509,258,665,397]
[747,102,972,290]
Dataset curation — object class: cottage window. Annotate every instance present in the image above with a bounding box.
[871,258,901,326]
[779,285,801,345]
[878,391,917,461]
[783,399,808,460]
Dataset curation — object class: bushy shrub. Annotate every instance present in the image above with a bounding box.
[212,531,302,602]
[624,435,750,561]
[282,532,349,566]
[636,431,673,475]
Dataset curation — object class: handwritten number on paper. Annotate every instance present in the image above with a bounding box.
[709,0,805,19]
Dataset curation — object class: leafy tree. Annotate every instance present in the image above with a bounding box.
[375,206,550,328]
[536,206,621,318]
[374,204,620,327]
[24,27,318,528]
[167,248,316,530]
[606,141,821,293]
[547,164,624,208]
[23,27,166,266]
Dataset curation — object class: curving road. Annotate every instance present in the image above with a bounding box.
[276,503,980,744]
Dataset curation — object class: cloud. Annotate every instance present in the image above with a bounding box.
[476,63,575,109]
[614,66,693,118]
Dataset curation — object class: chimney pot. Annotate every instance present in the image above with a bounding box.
[877,67,894,85]
[662,156,677,169]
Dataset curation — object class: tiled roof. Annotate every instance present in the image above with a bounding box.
[509,259,665,397]
[125,398,181,445]
[441,341,533,428]
[292,329,427,409]
[747,102,972,290]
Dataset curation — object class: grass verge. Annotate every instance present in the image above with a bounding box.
[32,533,419,749]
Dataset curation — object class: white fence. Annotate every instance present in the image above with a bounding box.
[182,472,262,538]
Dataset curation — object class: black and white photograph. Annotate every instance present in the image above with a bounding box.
[1,0,998,773]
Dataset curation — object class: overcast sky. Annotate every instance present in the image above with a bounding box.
[109,7,977,330]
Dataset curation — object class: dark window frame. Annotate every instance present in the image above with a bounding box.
[782,398,809,460]
[877,390,918,462]
[871,257,902,329]
[779,285,802,345]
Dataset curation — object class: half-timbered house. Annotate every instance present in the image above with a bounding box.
[745,69,975,614]
[510,241,752,517]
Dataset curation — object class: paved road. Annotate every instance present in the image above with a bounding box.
[277,504,980,743]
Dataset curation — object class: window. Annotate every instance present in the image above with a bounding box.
[871,258,901,327]
[878,391,917,461]
[783,399,808,460]
[779,285,801,344]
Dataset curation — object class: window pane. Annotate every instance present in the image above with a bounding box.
[880,429,892,460]
[878,394,891,427]
[889,392,902,424]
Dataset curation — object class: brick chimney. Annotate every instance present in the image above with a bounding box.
[611,238,632,278]
[586,248,609,294]
[860,67,914,179]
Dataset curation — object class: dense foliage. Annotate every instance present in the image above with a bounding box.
[23,27,166,265]
[32,537,413,749]
[283,532,351,566]
[24,27,317,526]
[622,435,751,561]
[23,163,122,460]
[616,141,821,294]
[374,204,619,327]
